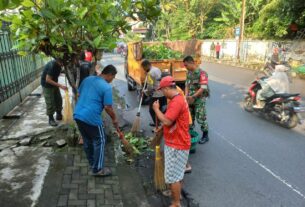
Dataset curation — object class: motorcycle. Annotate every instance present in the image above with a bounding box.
[257,58,293,82]
[243,78,305,128]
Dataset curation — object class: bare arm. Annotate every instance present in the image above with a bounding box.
[185,84,189,96]
[46,75,67,90]
[153,100,173,126]
[104,105,118,128]
[192,87,204,98]
[154,108,173,126]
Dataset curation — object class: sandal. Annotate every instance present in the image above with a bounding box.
[185,166,192,174]
[93,167,112,177]
[161,190,182,200]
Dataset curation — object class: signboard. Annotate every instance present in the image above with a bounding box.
[235,27,240,37]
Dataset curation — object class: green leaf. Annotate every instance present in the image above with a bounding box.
[0,0,9,10]
[22,9,33,18]
[21,0,35,7]
[51,25,60,33]
[93,36,101,47]
[135,2,143,9]
[68,44,72,53]
[18,51,28,56]
[79,7,88,19]
[41,8,56,19]
[12,16,22,25]
[12,0,22,4]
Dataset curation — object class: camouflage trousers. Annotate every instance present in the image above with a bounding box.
[43,87,62,116]
[189,100,208,133]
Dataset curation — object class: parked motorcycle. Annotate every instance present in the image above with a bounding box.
[243,77,305,128]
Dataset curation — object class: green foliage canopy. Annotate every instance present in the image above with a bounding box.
[154,0,305,40]
[0,0,160,87]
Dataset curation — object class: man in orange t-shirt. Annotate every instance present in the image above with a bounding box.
[153,76,190,207]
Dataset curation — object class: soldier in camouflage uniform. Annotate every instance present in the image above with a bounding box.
[183,56,209,144]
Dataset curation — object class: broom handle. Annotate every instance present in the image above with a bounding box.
[155,116,158,131]
[136,75,148,114]
[116,127,124,140]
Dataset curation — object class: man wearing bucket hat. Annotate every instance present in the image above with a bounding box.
[153,76,190,207]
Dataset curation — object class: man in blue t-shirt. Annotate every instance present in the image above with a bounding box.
[74,65,118,177]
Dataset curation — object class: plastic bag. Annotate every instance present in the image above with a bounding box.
[63,90,73,124]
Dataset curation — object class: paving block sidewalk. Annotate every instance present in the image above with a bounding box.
[39,145,123,207]
[0,75,125,207]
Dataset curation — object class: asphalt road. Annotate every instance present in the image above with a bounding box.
[102,54,305,207]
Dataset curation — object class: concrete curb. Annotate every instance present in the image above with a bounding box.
[105,88,153,207]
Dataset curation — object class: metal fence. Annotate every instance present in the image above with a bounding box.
[0,29,44,103]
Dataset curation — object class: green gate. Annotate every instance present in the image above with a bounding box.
[0,28,44,103]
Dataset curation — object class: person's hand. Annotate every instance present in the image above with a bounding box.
[186,96,194,105]
[153,126,163,133]
[153,100,160,111]
[60,85,68,91]
[112,119,119,129]
[143,89,149,96]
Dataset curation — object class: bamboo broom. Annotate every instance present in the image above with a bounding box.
[150,128,163,149]
[131,75,148,135]
[150,117,163,148]
[116,127,134,155]
[154,145,166,191]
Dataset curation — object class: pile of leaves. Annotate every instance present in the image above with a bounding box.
[143,44,183,60]
[124,132,149,155]
[295,65,305,75]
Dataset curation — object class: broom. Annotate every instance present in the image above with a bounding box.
[150,118,163,148]
[154,145,166,191]
[116,127,135,155]
[131,75,148,134]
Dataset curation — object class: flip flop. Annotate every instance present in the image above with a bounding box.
[162,190,183,200]
[185,166,192,174]
[93,167,112,177]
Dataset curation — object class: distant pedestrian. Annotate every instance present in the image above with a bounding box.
[153,76,190,207]
[210,42,215,58]
[74,65,119,177]
[215,42,221,59]
[141,59,167,126]
[184,56,210,144]
[41,58,68,126]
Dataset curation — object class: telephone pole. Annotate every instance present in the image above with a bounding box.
[237,0,246,60]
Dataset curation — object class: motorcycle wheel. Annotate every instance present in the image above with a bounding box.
[282,113,298,129]
[243,95,254,112]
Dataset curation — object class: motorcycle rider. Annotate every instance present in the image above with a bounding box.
[270,47,280,68]
[254,65,290,109]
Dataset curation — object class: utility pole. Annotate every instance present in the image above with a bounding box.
[237,0,246,60]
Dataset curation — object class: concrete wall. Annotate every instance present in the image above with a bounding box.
[201,39,305,65]
[0,78,41,118]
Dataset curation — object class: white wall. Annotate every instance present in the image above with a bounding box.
[201,39,305,64]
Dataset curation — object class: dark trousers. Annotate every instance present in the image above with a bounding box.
[75,119,105,173]
[216,51,220,59]
[149,96,167,124]
[43,87,62,116]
